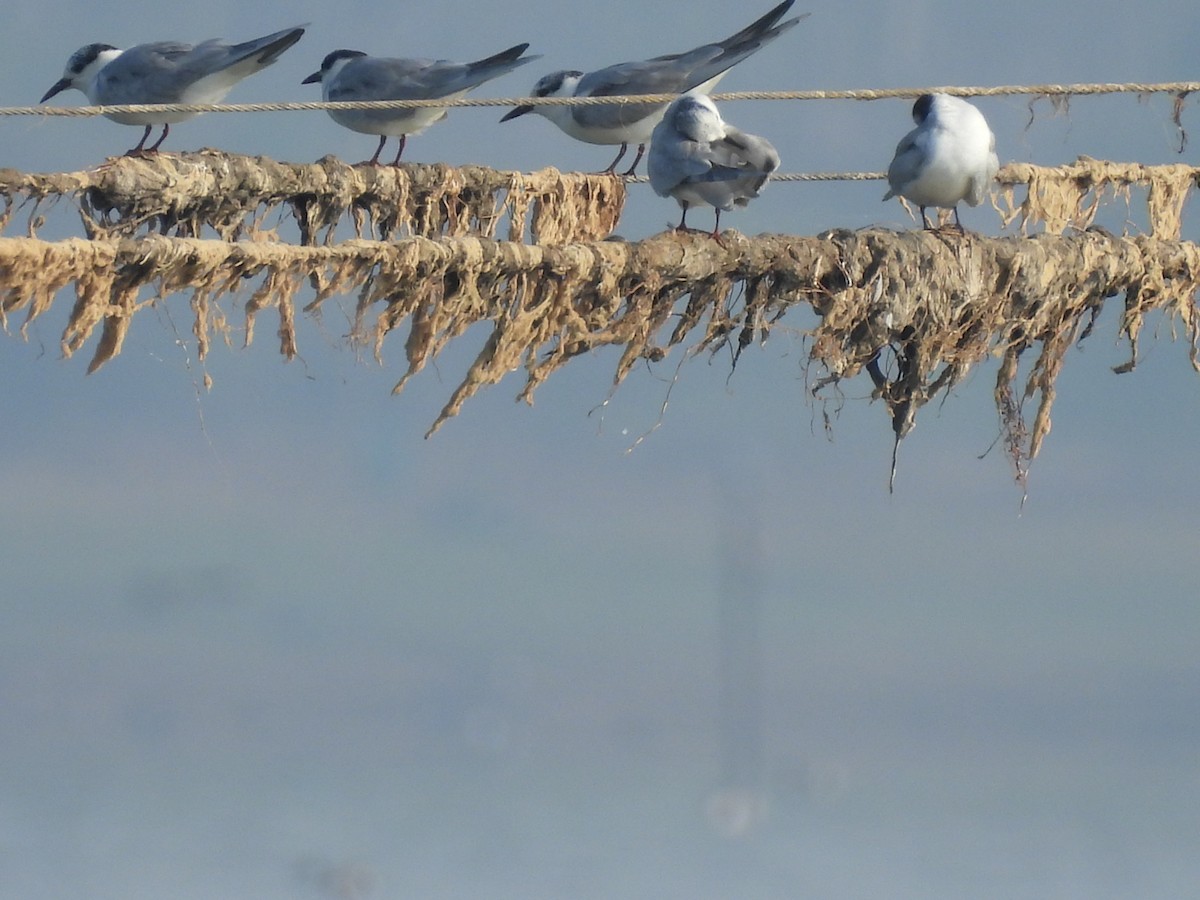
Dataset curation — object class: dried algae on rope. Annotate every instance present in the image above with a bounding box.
[0,153,626,245]
[3,155,1200,487]
[3,229,1199,485]
[996,157,1200,239]
[7,152,1200,243]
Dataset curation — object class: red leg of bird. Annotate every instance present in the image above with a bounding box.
[146,124,169,153]
[599,143,628,175]
[363,135,387,166]
[710,209,725,245]
[125,124,153,157]
[620,143,646,177]
[389,135,407,167]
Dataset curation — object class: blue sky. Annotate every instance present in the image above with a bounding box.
[2,1,1199,897]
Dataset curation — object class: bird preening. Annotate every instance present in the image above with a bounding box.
[648,93,779,239]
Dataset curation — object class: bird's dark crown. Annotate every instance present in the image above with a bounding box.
[320,49,368,71]
[912,93,934,124]
[68,43,117,75]
[533,70,584,97]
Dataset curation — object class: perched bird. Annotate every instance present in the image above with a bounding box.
[500,0,803,175]
[648,93,779,237]
[302,44,539,166]
[40,27,306,156]
[883,93,999,230]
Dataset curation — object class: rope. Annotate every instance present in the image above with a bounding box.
[2,81,1198,118]
[622,172,887,183]
[624,163,1200,185]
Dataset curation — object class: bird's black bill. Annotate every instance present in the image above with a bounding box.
[300,71,322,85]
[500,104,534,122]
[40,79,71,103]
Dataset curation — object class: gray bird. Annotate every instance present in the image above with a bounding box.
[302,44,539,166]
[41,26,306,156]
[500,0,804,175]
[883,93,999,229]
[648,92,779,237]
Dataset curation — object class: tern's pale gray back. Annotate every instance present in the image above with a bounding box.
[93,27,305,106]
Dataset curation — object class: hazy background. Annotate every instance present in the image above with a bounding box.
[2,1,1198,897]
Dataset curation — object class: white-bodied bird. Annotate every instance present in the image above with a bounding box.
[302,44,539,166]
[500,0,804,175]
[648,93,779,237]
[41,27,306,156]
[883,93,999,229]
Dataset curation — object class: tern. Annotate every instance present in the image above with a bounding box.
[41,26,306,156]
[500,0,804,175]
[647,92,779,238]
[302,44,539,166]
[883,93,999,230]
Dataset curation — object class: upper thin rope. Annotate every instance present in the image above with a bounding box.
[1,81,1197,118]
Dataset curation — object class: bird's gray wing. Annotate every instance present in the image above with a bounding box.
[571,3,805,133]
[708,127,779,202]
[161,28,304,88]
[716,125,780,174]
[94,28,304,103]
[883,127,928,199]
[221,26,306,68]
[323,57,445,128]
[576,50,714,97]
[327,58,457,101]
[463,43,538,86]
[93,42,199,103]
[332,51,534,102]
[648,135,723,195]
[689,161,752,183]
[572,47,722,130]
[678,3,806,92]
[676,151,759,211]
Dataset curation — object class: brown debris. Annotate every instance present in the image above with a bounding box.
[2,229,1198,481]
[0,152,627,245]
[997,157,1200,239]
[4,155,1200,486]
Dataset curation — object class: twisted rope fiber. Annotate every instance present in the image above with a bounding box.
[2,81,1198,117]
[623,172,887,183]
